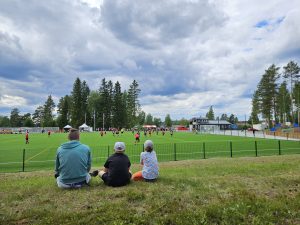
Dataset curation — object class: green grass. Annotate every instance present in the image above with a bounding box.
[0,155,299,224]
[0,131,299,172]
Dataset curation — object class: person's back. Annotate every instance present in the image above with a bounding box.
[98,142,131,187]
[56,141,91,184]
[55,128,91,188]
[141,150,159,180]
[132,140,159,182]
[104,153,131,187]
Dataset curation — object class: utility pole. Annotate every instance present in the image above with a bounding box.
[244,114,247,136]
[93,110,96,132]
[103,113,105,131]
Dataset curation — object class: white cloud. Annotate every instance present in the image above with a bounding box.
[0,95,27,107]
[0,0,299,120]
[123,59,138,70]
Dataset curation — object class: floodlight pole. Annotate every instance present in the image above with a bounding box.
[93,110,96,132]
[103,113,105,131]
[244,114,247,136]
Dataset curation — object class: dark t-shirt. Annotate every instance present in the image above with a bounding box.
[103,153,131,187]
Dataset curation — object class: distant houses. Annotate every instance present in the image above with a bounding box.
[189,117,231,132]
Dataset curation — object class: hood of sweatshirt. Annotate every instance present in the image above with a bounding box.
[60,140,81,149]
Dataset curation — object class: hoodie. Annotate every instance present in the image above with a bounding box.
[55,140,91,184]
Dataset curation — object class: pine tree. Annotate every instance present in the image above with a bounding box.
[277,82,291,123]
[283,61,300,123]
[32,106,44,127]
[250,91,260,124]
[122,90,128,127]
[228,114,235,124]
[81,81,91,125]
[164,114,172,127]
[0,116,10,127]
[43,95,55,127]
[10,108,21,127]
[153,117,162,127]
[21,113,34,127]
[112,81,126,128]
[99,78,113,129]
[220,114,228,121]
[57,95,71,129]
[145,114,153,125]
[137,111,146,125]
[206,106,215,120]
[87,91,102,130]
[293,82,300,124]
[257,64,280,127]
[127,80,141,127]
[71,78,83,128]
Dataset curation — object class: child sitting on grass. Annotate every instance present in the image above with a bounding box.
[91,142,132,187]
[132,140,159,182]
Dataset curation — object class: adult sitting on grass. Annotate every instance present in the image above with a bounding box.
[55,128,92,189]
[132,140,159,182]
[91,142,132,187]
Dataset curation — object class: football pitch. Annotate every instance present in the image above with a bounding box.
[0,131,299,172]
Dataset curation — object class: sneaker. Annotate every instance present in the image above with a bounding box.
[89,170,99,177]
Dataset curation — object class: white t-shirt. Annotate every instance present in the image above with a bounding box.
[141,151,159,180]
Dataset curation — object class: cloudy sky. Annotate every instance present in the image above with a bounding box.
[0,0,300,120]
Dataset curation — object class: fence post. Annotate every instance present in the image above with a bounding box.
[173,143,177,161]
[255,141,258,157]
[230,141,233,158]
[203,142,206,159]
[22,148,25,172]
[278,140,281,155]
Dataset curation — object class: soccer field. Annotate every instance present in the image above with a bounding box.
[0,131,299,172]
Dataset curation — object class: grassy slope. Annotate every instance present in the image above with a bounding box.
[0,155,299,225]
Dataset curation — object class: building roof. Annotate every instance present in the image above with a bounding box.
[190,117,231,125]
[208,120,231,125]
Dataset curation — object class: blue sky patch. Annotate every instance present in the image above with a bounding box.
[255,20,269,28]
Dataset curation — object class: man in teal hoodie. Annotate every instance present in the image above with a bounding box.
[55,128,91,188]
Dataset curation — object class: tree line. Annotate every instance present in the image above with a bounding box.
[0,78,180,129]
[249,60,300,128]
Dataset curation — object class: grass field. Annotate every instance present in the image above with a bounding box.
[0,131,299,172]
[0,155,299,224]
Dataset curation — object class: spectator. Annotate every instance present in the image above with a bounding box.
[55,128,92,188]
[132,140,159,182]
[92,142,131,187]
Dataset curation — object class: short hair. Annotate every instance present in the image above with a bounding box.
[68,128,79,140]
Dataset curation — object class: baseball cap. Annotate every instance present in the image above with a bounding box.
[144,140,153,149]
[114,142,126,152]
